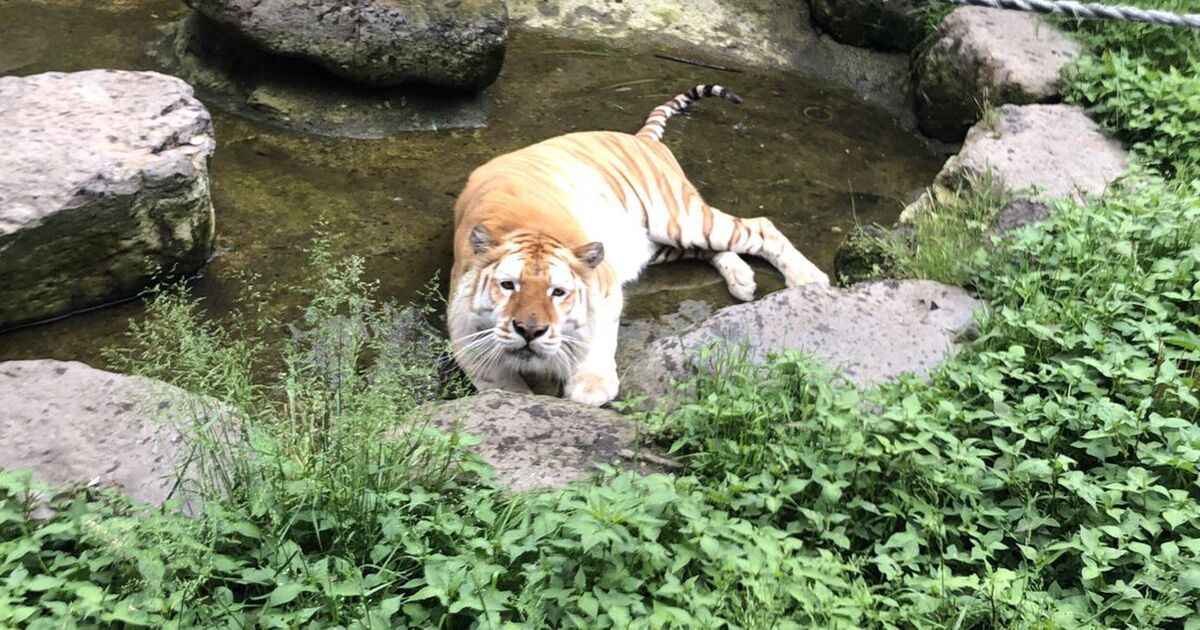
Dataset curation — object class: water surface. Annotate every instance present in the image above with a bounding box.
[0,0,941,365]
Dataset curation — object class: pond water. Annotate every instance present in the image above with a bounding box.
[0,0,942,367]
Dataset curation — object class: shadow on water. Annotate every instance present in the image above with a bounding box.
[0,0,942,366]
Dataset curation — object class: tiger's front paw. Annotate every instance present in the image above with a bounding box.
[567,372,619,406]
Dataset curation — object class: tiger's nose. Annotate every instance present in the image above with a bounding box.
[512,319,548,342]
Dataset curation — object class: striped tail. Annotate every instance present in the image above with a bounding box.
[635,84,744,142]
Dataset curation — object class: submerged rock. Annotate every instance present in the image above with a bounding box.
[0,70,215,329]
[809,0,926,52]
[621,280,981,407]
[0,360,224,511]
[427,391,665,491]
[185,0,508,91]
[916,7,1079,141]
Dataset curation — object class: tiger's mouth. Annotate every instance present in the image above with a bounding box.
[511,346,539,359]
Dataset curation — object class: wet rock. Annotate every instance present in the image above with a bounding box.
[0,360,223,511]
[809,0,926,52]
[427,391,662,491]
[916,7,1079,141]
[185,0,508,91]
[621,280,981,407]
[989,198,1050,236]
[0,70,215,329]
[157,13,491,138]
[507,0,916,123]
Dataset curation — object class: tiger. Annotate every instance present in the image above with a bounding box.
[447,84,830,406]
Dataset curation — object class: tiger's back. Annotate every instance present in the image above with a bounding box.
[454,130,690,285]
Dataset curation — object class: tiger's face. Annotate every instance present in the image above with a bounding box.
[458,226,604,376]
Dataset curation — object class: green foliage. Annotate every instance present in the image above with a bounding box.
[4,181,1199,627]
[657,176,1200,627]
[1065,51,1200,177]
[1061,0,1200,176]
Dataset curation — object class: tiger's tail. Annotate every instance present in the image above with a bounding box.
[635,84,744,142]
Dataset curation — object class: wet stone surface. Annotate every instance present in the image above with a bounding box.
[0,0,941,372]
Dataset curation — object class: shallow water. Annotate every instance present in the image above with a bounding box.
[0,0,942,366]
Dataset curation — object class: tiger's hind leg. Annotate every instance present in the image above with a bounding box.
[656,204,830,287]
[647,246,757,301]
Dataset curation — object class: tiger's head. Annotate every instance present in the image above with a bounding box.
[455,225,605,376]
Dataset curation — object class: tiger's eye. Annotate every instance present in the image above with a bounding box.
[500,281,515,291]
[552,288,567,298]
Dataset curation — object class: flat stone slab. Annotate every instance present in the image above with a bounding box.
[427,391,658,491]
[916,7,1080,141]
[0,360,222,510]
[0,70,216,328]
[621,280,981,405]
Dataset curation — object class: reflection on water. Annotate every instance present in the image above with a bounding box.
[0,0,941,366]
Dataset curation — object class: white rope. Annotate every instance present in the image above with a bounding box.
[943,0,1200,28]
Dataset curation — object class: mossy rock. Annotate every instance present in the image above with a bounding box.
[807,0,926,52]
[185,0,508,91]
[833,224,914,285]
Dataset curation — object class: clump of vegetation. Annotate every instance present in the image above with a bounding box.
[839,174,1007,287]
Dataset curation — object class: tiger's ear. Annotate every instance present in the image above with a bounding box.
[574,241,605,269]
[469,225,494,254]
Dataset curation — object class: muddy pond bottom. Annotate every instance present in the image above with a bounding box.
[0,0,942,367]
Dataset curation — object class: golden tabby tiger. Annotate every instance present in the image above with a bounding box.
[448,84,829,406]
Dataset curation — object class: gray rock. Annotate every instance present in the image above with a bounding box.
[0,360,223,511]
[935,104,1127,202]
[621,280,981,406]
[0,70,216,329]
[916,7,1079,141]
[155,13,491,139]
[809,0,926,52]
[186,0,508,91]
[990,198,1051,236]
[427,391,662,491]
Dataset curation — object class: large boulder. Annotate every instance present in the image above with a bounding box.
[0,70,216,329]
[185,0,508,91]
[427,391,665,491]
[809,0,926,52]
[621,280,981,406]
[915,7,1079,142]
[0,360,223,510]
[901,104,1128,223]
